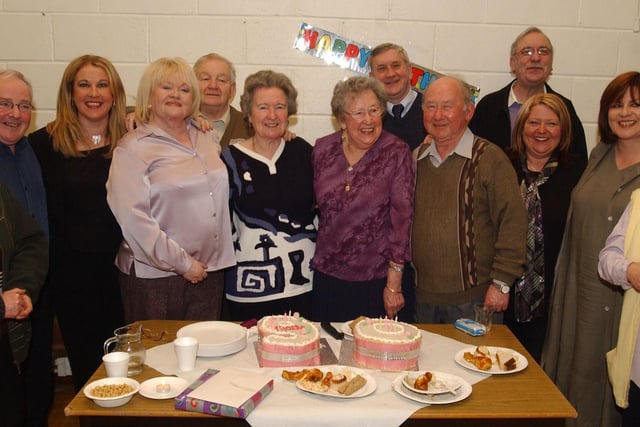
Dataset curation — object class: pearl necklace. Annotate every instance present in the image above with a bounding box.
[91,135,103,145]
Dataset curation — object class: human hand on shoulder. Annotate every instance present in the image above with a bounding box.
[125,111,139,132]
[283,129,297,142]
[195,114,213,132]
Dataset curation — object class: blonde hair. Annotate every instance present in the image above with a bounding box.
[135,57,201,124]
[46,55,126,158]
[511,93,572,157]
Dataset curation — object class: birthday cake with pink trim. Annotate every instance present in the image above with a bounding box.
[352,317,422,371]
[257,314,320,367]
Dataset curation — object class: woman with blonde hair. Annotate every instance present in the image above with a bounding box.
[504,93,586,362]
[30,54,127,391]
[107,57,235,322]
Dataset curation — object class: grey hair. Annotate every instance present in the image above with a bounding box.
[193,53,237,85]
[331,76,388,119]
[0,69,33,99]
[510,27,553,57]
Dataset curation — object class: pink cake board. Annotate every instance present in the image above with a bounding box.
[338,337,420,371]
[253,338,338,366]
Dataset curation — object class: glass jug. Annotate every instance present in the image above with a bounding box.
[103,324,146,376]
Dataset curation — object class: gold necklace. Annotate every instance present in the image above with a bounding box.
[345,164,354,192]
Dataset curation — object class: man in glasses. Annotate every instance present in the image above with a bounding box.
[470,27,587,160]
[0,70,50,426]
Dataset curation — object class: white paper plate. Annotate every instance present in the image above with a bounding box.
[176,321,247,357]
[392,373,471,404]
[454,346,528,374]
[402,371,463,395]
[295,365,376,399]
[139,376,189,399]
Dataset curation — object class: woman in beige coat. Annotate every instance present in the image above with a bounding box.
[542,71,640,427]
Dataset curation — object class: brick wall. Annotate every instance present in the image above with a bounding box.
[2,0,640,152]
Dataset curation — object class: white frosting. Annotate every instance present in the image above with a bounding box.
[258,315,319,346]
[354,319,421,344]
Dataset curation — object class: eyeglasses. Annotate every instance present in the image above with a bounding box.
[0,100,32,112]
[518,47,552,57]
[345,106,383,121]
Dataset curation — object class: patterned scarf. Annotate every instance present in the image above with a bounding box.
[514,155,557,322]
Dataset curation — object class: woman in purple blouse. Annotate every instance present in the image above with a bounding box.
[311,76,415,322]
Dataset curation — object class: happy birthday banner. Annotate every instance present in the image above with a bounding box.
[293,22,479,102]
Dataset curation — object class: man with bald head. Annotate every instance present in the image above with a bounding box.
[412,76,527,324]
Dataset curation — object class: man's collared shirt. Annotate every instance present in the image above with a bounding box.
[385,89,418,118]
[418,128,474,167]
[0,137,49,236]
[207,106,231,142]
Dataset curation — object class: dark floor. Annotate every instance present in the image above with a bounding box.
[49,376,80,427]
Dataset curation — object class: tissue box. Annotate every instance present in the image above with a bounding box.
[175,368,273,418]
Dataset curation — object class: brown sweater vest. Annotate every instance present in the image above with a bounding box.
[412,138,526,305]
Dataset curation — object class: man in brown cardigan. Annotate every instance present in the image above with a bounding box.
[412,76,527,324]
[194,53,252,149]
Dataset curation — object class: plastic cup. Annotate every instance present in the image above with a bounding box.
[102,351,130,377]
[474,304,495,332]
[174,337,198,371]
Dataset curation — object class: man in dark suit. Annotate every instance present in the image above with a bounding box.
[369,43,427,151]
[369,43,427,322]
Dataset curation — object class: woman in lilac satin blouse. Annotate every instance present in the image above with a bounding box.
[311,76,415,322]
[107,57,235,322]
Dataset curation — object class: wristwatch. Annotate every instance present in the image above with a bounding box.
[493,282,511,294]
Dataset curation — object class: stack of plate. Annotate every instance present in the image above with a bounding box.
[176,321,247,357]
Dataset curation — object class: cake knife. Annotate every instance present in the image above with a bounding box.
[321,322,344,340]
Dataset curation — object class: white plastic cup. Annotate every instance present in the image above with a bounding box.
[174,336,198,371]
[474,303,495,332]
[102,351,130,377]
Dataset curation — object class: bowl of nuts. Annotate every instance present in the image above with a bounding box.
[83,377,140,407]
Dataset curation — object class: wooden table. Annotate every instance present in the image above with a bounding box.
[65,320,576,426]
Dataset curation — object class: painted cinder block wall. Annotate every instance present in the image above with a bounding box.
[1,0,639,153]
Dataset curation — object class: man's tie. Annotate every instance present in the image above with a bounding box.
[392,104,404,119]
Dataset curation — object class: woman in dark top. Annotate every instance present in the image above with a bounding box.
[504,93,586,362]
[30,54,127,391]
[221,70,316,321]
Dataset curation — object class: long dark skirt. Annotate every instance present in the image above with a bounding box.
[226,291,313,322]
[53,250,124,391]
[311,270,386,322]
